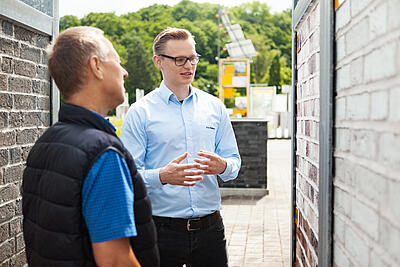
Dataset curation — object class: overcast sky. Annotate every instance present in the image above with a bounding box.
[59,0,292,18]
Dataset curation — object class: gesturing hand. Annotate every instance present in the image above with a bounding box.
[194,150,227,175]
[159,152,205,186]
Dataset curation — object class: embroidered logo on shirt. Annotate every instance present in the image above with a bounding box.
[206,126,215,130]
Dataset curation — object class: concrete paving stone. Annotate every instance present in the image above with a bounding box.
[222,140,291,267]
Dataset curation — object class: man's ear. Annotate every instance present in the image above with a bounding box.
[89,55,104,80]
[153,55,162,70]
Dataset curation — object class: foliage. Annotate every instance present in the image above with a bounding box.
[60,0,292,103]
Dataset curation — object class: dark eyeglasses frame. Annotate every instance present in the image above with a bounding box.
[158,54,201,66]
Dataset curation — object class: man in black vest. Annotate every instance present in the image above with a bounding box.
[22,26,159,267]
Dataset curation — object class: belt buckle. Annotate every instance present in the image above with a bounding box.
[186,218,201,231]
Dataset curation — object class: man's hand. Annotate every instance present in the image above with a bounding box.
[194,150,227,175]
[159,152,204,186]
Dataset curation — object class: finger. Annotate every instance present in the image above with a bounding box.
[183,170,205,176]
[184,175,203,181]
[182,181,197,186]
[197,151,216,159]
[193,158,210,165]
[171,152,188,164]
[177,163,202,170]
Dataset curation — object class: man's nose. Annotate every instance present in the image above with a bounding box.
[123,68,128,79]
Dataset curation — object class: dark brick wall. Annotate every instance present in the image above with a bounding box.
[219,120,268,189]
[0,17,51,266]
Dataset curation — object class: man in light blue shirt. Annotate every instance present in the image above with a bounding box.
[121,27,241,267]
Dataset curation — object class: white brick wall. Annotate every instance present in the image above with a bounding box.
[333,0,400,266]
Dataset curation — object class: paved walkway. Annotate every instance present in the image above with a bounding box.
[221,140,291,267]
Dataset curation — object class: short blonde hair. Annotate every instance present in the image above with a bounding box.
[47,26,110,99]
[153,27,195,55]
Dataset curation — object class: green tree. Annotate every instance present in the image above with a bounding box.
[269,54,281,91]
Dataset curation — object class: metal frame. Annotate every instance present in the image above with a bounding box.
[293,0,313,30]
[318,0,334,266]
[50,0,60,124]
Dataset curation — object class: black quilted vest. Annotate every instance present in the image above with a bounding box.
[22,103,159,267]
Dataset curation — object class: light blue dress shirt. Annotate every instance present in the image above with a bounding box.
[121,81,241,218]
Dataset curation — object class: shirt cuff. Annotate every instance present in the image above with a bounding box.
[145,168,163,188]
[218,158,233,181]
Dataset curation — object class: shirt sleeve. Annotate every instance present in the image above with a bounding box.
[120,106,163,189]
[215,103,241,181]
[82,150,137,243]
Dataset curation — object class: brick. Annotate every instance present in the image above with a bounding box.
[20,44,41,64]
[0,131,16,147]
[0,149,8,167]
[14,26,36,45]
[335,97,346,121]
[10,251,26,267]
[388,0,400,30]
[333,215,345,244]
[0,74,7,91]
[379,132,400,171]
[16,128,38,144]
[345,227,370,266]
[36,65,49,80]
[370,90,388,120]
[335,128,351,152]
[333,243,350,267]
[1,20,13,36]
[36,34,50,49]
[370,2,388,39]
[0,111,8,128]
[380,218,400,262]
[9,147,22,164]
[21,145,32,162]
[351,198,379,240]
[345,17,369,55]
[0,202,16,224]
[0,183,19,204]
[14,94,37,110]
[9,112,23,128]
[347,93,369,120]
[364,42,397,83]
[389,87,400,122]
[350,130,377,159]
[334,187,352,217]
[1,57,13,74]
[32,80,50,95]
[9,77,32,93]
[352,165,386,205]
[0,239,15,263]
[335,0,351,31]
[336,35,345,62]
[41,50,48,65]
[0,222,9,244]
[0,37,15,55]
[383,180,400,221]
[336,64,350,91]
[349,56,363,86]
[351,0,374,17]
[0,93,13,109]
[16,233,24,252]
[14,60,36,78]
[3,165,23,184]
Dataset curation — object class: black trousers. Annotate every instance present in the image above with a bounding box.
[155,216,228,267]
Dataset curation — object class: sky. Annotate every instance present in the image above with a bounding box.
[59,0,292,18]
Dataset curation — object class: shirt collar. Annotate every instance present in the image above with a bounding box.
[158,81,197,105]
[89,110,117,131]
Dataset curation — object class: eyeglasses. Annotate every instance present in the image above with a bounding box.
[158,54,201,66]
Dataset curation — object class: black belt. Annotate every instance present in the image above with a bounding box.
[153,211,221,232]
